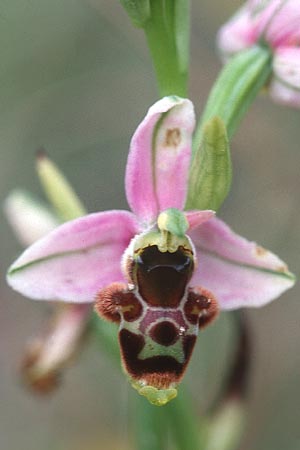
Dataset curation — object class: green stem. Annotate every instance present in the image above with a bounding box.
[193,45,272,154]
[166,387,205,450]
[132,395,168,450]
[144,0,189,97]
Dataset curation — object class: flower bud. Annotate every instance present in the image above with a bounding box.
[217,0,300,107]
[22,304,91,393]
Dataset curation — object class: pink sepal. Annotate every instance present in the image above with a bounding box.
[190,217,295,310]
[7,210,140,303]
[271,47,300,107]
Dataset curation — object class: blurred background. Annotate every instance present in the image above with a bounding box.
[0,1,299,449]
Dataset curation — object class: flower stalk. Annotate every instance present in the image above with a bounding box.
[121,0,190,97]
[144,0,189,97]
[165,387,205,450]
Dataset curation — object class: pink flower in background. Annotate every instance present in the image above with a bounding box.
[7,97,295,403]
[217,0,300,107]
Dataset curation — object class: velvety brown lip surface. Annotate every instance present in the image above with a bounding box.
[150,321,179,346]
[119,329,197,389]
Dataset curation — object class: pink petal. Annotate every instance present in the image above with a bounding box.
[270,79,300,107]
[270,47,300,107]
[217,6,256,56]
[251,0,283,40]
[189,217,295,310]
[256,0,300,47]
[273,47,300,87]
[218,1,300,55]
[7,210,140,303]
[184,210,215,230]
[125,97,195,224]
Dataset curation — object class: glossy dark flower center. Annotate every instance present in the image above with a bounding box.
[136,245,194,307]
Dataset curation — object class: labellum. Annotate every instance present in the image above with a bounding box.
[95,224,219,406]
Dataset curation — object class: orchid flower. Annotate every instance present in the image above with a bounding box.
[7,97,294,405]
[217,0,300,107]
[5,190,91,392]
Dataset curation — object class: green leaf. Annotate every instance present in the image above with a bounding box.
[185,116,231,211]
[119,0,151,27]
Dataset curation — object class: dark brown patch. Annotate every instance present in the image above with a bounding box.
[95,282,143,323]
[150,321,179,346]
[21,343,60,394]
[184,291,211,325]
[136,246,193,308]
[24,372,60,394]
[119,329,188,389]
[164,128,181,147]
[184,287,219,329]
[120,292,144,322]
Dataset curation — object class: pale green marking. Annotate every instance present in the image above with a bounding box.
[132,226,192,255]
[157,208,188,238]
[132,382,178,406]
[138,336,186,364]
